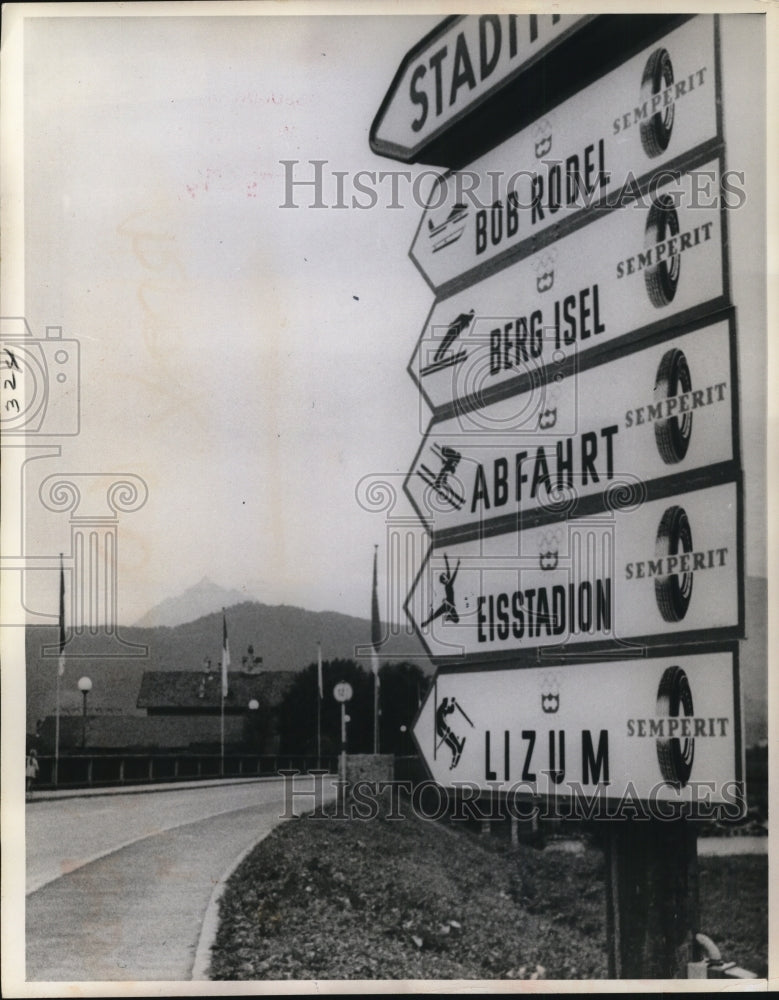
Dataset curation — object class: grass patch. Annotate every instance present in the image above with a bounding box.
[698,856,768,977]
[209,805,766,981]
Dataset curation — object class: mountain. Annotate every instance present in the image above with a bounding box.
[133,577,257,628]
[27,578,768,746]
[26,599,430,729]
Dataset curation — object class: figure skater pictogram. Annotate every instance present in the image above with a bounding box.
[421,554,461,627]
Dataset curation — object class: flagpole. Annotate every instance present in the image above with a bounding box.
[54,671,61,787]
[316,641,322,769]
[54,554,65,787]
[220,608,230,778]
[220,689,225,777]
[371,545,380,755]
[374,668,379,755]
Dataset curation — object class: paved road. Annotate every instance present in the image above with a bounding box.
[26,775,335,981]
[697,835,768,856]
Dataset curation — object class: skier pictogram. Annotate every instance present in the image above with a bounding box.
[435,696,473,769]
[421,554,461,627]
[417,443,465,510]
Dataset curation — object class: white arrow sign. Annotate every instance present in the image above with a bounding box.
[370,13,590,162]
[406,315,737,537]
[405,480,741,664]
[410,157,727,417]
[413,648,743,817]
[409,16,719,295]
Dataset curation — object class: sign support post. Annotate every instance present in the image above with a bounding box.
[605,819,699,978]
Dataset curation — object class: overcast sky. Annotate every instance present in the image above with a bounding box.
[19,13,445,625]
[12,8,767,627]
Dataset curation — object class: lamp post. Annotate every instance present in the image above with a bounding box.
[333,682,353,786]
[248,698,259,753]
[77,676,92,749]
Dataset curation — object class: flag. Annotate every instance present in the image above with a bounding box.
[371,546,380,683]
[317,641,323,699]
[221,610,231,698]
[58,555,66,676]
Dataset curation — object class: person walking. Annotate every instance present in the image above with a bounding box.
[26,748,40,797]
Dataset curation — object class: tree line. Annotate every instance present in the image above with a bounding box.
[276,659,431,756]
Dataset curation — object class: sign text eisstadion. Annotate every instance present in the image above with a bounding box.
[406,480,741,663]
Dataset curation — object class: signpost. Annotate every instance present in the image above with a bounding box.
[406,480,742,664]
[408,16,720,296]
[375,11,746,980]
[370,13,593,163]
[409,158,729,417]
[406,314,738,537]
[412,647,743,815]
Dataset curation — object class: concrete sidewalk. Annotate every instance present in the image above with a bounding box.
[26,805,284,980]
[25,777,337,981]
[697,835,768,856]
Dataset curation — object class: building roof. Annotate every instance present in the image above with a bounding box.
[136,671,295,711]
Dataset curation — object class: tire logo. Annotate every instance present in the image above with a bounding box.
[656,665,694,787]
[654,348,693,464]
[644,195,681,308]
[640,47,675,157]
[654,505,693,622]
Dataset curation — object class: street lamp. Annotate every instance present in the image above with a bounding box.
[77,676,92,748]
[248,699,259,755]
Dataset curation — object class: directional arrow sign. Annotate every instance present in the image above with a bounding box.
[406,314,738,539]
[370,13,591,163]
[405,479,742,665]
[409,16,719,296]
[413,647,744,817]
[410,156,727,417]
